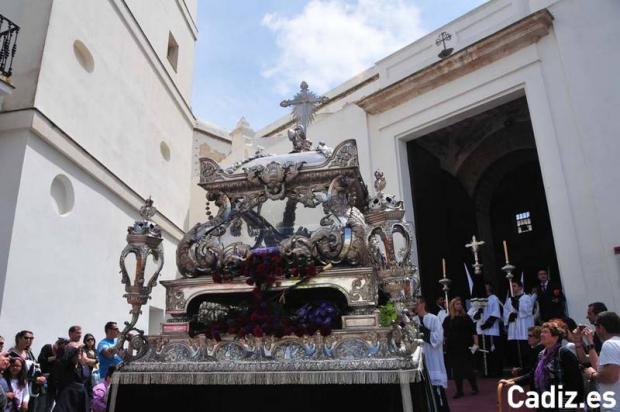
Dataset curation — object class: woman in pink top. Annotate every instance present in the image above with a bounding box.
[91,365,116,412]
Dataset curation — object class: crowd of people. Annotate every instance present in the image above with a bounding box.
[0,322,123,412]
[415,269,620,411]
[1,268,618,411]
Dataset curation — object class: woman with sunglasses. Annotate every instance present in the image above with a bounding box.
[83,334,100,387]
[82,335,98,369]
[7,332,35,365]
[500,326,543,389]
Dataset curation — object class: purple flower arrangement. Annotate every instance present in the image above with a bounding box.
[195,249,339,340]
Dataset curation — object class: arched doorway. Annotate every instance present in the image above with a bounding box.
[406,96,561,304]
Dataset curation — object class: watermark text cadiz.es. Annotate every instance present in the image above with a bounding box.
[508,385,617,409]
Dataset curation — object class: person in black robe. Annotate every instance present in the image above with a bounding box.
[442,297,479,399]
[534,269,566,322]
[52,345,90,412]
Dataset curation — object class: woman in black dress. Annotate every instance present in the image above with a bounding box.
[442,297,479,398]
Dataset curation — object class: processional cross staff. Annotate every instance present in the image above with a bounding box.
[280,81,329,132]
[465,235,485,275]
[465,235,489,376]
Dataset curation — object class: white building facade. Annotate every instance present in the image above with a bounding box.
[216,0,620,319]
[2,0,619,351]
[0,0,202,348]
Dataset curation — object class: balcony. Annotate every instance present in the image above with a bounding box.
[0,13,19,79]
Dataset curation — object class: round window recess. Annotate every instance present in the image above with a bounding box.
[73,40,94,73]
[50,174,75,216]
[160,141,171,161]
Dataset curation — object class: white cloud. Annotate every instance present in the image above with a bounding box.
[261,0,426,95]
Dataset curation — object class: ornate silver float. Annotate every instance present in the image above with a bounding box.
[113,82,423,389]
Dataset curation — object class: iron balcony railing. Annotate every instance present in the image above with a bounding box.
[0,14,19,78]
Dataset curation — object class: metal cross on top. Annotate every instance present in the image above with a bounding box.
[280,81,329,132]
[435,31,454,59]
[465,235,485,275]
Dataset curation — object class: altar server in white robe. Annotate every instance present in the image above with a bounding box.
[414,296,450,411]
[436,296,448,325]
[468,282,503,377]
[503,280,534,368]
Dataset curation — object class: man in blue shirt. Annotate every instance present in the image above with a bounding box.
[97,321,123,378]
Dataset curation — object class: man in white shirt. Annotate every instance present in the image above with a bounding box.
[584,311,620,411]
[414,296,449,411]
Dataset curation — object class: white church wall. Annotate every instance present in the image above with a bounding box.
[184,0,198,20]
[124,0,197,100]
[32,0,194,228]
[375,0,526,91]
[0,132,177,353]
[534,0,620,313]
[0,133,27,313]
[0,0,52,111]
[308,104,373,186]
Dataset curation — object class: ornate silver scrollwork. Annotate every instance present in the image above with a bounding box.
[365,171,420,308]
[287,124,312,153]
[326,140,359,168]
[116,198,164,363]
[244,160,305,200]
[166,289,186,312]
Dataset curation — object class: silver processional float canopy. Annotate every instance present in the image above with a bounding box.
[110,81,425,390]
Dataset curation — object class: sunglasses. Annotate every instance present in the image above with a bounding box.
[86,338,95,342]
[23,336,34,340]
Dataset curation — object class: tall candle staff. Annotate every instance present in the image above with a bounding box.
[501,240,522,367]
[501,240,516,297]
[465,235,489,375]
[438,258,451,307]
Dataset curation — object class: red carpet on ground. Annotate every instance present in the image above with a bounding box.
[446,378,531,412]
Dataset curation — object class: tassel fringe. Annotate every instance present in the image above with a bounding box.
[113,368,421,386]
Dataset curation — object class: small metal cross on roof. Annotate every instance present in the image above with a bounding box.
[280,81,329,132]
[435,31,454,59]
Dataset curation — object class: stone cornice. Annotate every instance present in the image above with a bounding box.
[357,9,554,115]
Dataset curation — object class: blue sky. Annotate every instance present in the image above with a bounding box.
[191,0,488,132]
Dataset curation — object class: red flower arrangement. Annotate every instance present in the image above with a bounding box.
[195,248,332,340]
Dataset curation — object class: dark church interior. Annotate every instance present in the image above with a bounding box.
[406,96,561,303]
